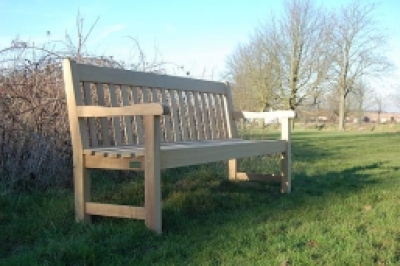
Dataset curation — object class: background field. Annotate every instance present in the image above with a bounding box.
[1,130,400,265]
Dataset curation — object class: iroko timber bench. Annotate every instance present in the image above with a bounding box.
[63,59,295,234]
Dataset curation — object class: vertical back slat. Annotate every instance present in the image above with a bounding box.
[151,88,167,142]
[132,87,144,145]
[223,83,238,138]
[142,87,149,103]
[109,84,123,145]
[177,91,189,141]
[96,84,111,146]
[169,90,180,141]
[219,94,229,139]
[161,89,173,142]
[213,94,222,139]
[200,92,211,140]
[220,94,231,138]
[83,82,98,147]
[150,88,159,138]
[193,92,204,140]
[186,92,197,140]
[75,83,90,148]
[140,87,150,144]
[207,93,217,139]
[121,85,134,145]
[215,94,227,139]
[151,88,158,102]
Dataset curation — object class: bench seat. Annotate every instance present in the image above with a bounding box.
[83,139,286,169]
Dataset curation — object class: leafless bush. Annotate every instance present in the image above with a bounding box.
[0,12,189,194]
[1,43,64,191]
[0,10,134,194]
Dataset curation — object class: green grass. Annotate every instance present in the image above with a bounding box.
[1,131,400,265]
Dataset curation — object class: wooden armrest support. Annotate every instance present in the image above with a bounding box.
[232,110,295,120]
[77,103,170,117]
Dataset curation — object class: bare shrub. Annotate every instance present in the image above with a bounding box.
[1,43,64,191]
[0,11,187,194]
[0,37,131,193]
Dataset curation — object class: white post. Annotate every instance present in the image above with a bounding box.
[280,117,291,193]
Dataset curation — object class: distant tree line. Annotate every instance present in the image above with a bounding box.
[226,0,394,130]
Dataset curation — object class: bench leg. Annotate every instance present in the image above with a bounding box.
[228,159,237,180]
[281,117,291,193]
[145,163,162,234]
[144,116,162,234]
[281,152,291,193]
[74,160,91,223]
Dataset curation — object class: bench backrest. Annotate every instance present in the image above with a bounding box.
[63,59,238,149]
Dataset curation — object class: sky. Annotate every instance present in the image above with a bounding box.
[1,0,400,109]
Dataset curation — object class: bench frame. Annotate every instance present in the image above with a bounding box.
[63,59,295,234]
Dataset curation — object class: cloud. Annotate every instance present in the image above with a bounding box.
[91,24,126,44]
[162,23,176,33]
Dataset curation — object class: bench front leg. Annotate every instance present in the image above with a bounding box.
[74,155,91,223]
[144,115,162,234]
[280,117,291,193]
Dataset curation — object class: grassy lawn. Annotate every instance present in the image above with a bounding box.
[1,131,400,265]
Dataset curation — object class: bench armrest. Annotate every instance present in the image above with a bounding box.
[76,103,170,117]
[232,110,295,120]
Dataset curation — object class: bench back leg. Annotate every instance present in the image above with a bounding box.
[74,158,92,223]
[144,116,162,234]
[228,159,237,180]
[280,117,291,193]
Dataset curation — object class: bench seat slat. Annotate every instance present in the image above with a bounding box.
[83,139,284,160]
[160,139,286,169]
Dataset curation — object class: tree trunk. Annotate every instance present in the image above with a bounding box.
[338,88,346,131]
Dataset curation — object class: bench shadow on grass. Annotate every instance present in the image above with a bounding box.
[158,138,384,233]
[154,138,394,249]
[143,162,387,264]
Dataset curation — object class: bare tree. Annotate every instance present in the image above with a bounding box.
[345,81,374,123]
[226,0,332,118]
[227,33,280,111]
[372,93,386,123]
[391,89,400,109]
[64,11,99,61]
[330,0,392,130]
[275,0,331,111]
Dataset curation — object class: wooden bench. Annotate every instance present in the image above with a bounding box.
[63,59,295,234]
